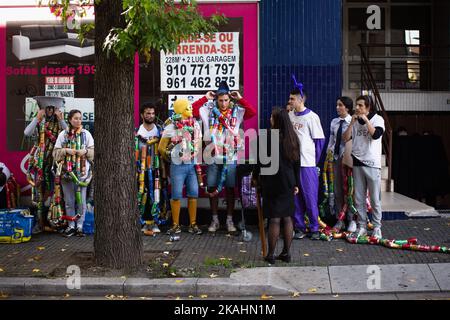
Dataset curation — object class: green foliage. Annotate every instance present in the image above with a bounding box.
[204,257,233,269]
[41,0,227,62]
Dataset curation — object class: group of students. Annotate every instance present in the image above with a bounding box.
[1,81,384,254]
[257,87,385,264]
[22,96,94,237]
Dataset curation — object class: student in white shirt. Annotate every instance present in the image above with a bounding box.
[343,95,385,239]
[326,97,355,232]
[288,87,325,240]
[136,102,163,235]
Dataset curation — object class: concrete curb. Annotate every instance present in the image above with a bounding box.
[1,263,449,297]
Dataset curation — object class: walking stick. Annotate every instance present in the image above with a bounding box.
[255,188,267,257]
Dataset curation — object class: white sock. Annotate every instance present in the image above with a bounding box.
[212,214,219,223]
[226,216,233,223]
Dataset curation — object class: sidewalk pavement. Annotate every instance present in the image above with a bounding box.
[1,263,449,297]
[0,215,449,297]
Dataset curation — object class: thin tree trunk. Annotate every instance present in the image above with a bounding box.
[94,0,143,269]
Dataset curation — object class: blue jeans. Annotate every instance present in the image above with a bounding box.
[206,163,237,188]
[170,164,198,200]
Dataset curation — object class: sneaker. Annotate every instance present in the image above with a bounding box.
[208,220,220,232]
[151,225,161,233]
[226,221,237,233]
[188,224,203,235]
[332,220,345,231]
[76,228,85,237]
[356,227,367,237]
[310,231,320,240]
[347,221,357,233]
[63,227,77,238]
[372,227,382,239]
[166,224,181,235]
[294,229,306,239]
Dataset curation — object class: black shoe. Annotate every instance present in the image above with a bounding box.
[63,228,76,238]
[276,253,291,263]
[294,229,306,239]
[264,255,275,264]
[310,231,320,240]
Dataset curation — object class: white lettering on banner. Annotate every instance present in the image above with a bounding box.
[160,32,240,91]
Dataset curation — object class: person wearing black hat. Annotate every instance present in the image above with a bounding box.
[24,96,68,234]
[192,81,256,233]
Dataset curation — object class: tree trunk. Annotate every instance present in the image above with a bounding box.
[93,0,143,269]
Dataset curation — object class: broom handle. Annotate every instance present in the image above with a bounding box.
[255,189,267,257]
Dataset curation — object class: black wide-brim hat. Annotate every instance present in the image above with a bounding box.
[34,96,65,110]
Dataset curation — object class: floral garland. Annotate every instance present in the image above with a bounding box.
[26,118,61,225]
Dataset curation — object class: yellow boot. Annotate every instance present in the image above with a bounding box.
[167,199,181,234]
[188,198,202,235]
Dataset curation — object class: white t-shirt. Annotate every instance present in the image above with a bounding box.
[137,124,160,141]
[55,128,94,181]
[351,114,385,169]
[289,109,325,167]
[162,121,202,164]
[0,162,11,192]
[327,115,352,160]
[199,101,245,162]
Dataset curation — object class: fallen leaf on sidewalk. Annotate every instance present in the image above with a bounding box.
[424,228,431,231]
[36,247,45,251]
[308,288,317,293]
[163,251,170,255]
[409,279,416,283]
[63,293,70,299]
[175,296,181,300]
[292,292,300,297]
[209,273,218,278]
[105,294,115,300]
[240,250,247,253]
[139,297,151,300]
[0,293,9,299]
[165,242,173,245]
[237,242,244,245]
[32,269,40,273]
[175,280,184,283]
[33,255,42,261]
[200,294,208,298]
[170,272,177,277]
[260,293,273,300]
[0,268,4,272]
[219,257,227,261]
[227,258,233,261]
[303,253,310,257]
[120,276,127,280]
[188,295,194,299]
[336,248,344,252]
[333,294,339,298]
[162,263,169,268]
[61,249,66,252]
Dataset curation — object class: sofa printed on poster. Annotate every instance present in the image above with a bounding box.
[12,24,94,61]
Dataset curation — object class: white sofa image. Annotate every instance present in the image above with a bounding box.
[12,25,94,61]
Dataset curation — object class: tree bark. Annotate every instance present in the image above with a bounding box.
[94,0,143,269]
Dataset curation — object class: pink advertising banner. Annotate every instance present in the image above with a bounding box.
[1,2,259,194]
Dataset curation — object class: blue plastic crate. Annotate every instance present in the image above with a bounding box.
[83,209,95,235]
[0,208,34,243]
